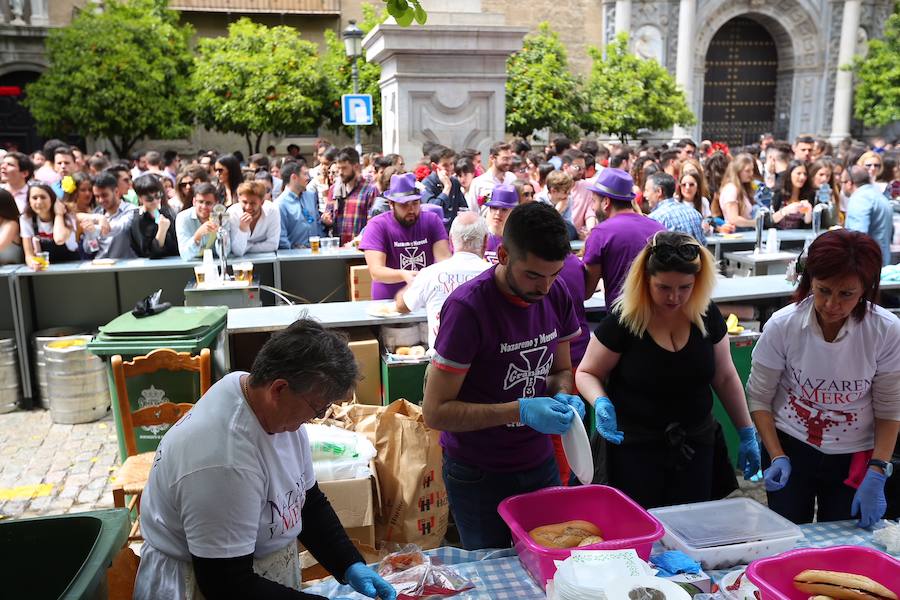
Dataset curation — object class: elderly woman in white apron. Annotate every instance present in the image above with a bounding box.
[134,319,396,600]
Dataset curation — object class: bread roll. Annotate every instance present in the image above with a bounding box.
[578,535,604,546]
[793,570,897,600]
[409,345,426,357]
[529,520,603,549]
[395,346,410,355]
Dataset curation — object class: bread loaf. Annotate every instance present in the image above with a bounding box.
[793,570,897,600]
[528,520,603,549]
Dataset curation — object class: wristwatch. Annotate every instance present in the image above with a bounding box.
[868,459,894,477]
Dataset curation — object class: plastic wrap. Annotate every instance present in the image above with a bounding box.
[376,545,475,599]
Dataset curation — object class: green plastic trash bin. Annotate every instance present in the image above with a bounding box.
[88,306,229,460]
[381,354,429,405]
[0,508,129,600]
[712,331,760,467]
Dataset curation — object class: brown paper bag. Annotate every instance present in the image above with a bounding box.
[373,399,448,549]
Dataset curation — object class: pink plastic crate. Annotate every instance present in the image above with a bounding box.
[746,545,900,600]
[497,485,664,590]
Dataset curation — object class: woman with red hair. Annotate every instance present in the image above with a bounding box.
[747,229,900,527]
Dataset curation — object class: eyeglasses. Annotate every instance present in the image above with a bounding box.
[307,398,331,419]
[180,180,194,187]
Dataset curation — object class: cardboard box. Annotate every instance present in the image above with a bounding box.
[349,338,382,406]
[349,265,373,301]
[313,473,377,549]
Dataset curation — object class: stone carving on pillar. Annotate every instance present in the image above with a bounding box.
[10,0,27,25]
[634,25,664,64]
[410,91,493,153]
[822,1,844,134]
[790,70,820,135]
[603,1,617,46]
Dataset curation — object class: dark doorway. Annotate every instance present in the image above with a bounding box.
[0,70,42,154]
[702,17,778,147]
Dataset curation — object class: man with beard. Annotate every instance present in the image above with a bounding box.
[360,172,451,300]
[422,202,583,550]
[323,147,377,245]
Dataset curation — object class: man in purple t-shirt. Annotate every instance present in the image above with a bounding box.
[424,202,584,550]
[583,169,664,308]
[360,172,451,300]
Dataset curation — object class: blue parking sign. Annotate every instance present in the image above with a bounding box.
[341,94,373,126]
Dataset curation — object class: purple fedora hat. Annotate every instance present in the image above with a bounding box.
[587,168,635,201]
[484,184,519,209]
[385,172,422,203]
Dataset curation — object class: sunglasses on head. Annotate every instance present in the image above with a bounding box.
[651,233,701,263]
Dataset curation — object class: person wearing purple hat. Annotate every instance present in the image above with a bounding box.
[583,168,664,309]
[483,183,519,264]
[360,172,451,300]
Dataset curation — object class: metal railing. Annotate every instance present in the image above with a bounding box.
[169,0,340,13]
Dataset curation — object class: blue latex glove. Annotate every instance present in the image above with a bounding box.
[763,456,791,492]
[593,396,624,444]
[553,392,585,420]
[519,396,574,434]
[851,468,888,529]
[344,562,397,600]
[650,551,701,577]
[737,426,761,480]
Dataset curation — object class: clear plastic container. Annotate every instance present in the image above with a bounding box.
[649,498,802,570]
[747,545,900,600]
[497,485,665,590]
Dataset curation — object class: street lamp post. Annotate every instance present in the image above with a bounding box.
[342,20,364,153]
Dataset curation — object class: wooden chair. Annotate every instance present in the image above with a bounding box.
[110,348,211,542]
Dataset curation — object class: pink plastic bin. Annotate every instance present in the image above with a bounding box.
[497,485,664,590]
[746,545,900,600]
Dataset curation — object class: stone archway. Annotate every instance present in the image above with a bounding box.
[692,0,825,141]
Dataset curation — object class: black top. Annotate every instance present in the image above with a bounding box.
[420,171,468,231]
[594,302,727,435]
[130,205,178,258]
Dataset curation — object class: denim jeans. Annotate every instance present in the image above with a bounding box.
[442,453,561,550]
[763,430,855,524]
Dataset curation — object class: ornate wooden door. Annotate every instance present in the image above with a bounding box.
[702,17,778,147]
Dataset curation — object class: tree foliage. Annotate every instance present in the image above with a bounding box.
[852,3,900,128]
[582,33,695,142]
[380,0,426,26]
[24,0,194,158]
[321,3,387,134]
[191,18,327,154]
[505,22,584,138]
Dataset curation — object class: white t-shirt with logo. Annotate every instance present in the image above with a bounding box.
[135,372,316,596]
[401,251,491,351]
[752,296,900,454]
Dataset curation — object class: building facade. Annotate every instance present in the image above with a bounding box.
[1,0,895,154]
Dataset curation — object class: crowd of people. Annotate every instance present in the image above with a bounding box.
[2,132,898,598]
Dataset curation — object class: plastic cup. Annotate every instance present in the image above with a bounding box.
[33,252,49,271]
[193,265,205,284]
[309,236,320,254]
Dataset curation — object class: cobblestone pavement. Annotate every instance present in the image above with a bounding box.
[0,408,118,521]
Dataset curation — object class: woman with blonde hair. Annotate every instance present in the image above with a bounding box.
[713,153,757,230]
[576,231,760,508]
[856,151,887,194]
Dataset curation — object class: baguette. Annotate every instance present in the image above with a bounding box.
[793,570,897,600]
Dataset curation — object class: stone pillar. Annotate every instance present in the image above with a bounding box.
[363,5,527,162]
[614,0,631,35]
[830,0,861,143]
[673,0,696,141]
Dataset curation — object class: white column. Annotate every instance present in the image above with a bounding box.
[614,0,631,36]
[673,0,696,140]
[830,0,861,142]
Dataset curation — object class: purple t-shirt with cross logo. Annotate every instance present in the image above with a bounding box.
[431,266,581,472]
[360,210,449,300]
